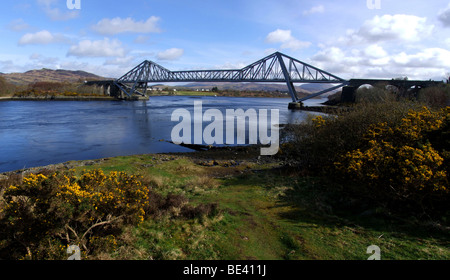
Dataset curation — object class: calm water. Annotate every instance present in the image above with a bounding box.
[0,96,326,173]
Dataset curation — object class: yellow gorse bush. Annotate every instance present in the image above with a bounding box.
[0,169,150,259]
[398,106,445,141]
[335,106,449,195]
[311,115,327,128]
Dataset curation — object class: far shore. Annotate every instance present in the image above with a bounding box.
[0,96,137,101]
[0,89,316,101]
[0,95,340,114]
[0,95,114,100]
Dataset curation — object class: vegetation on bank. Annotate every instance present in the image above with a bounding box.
[11,81,105,98]
[0,79,108,98]
[1,77,296,99]
[0,76,17,97]
[282,85,449,220]
[0,85,449,260]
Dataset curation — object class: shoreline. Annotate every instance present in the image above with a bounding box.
[0,94,326,101]
[0,95,339,112]
[0,144,267,177]
[0,96,118,101]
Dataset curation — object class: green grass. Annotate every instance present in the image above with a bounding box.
[68,153,450,260]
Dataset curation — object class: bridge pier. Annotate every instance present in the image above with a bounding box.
[341,86,356,103]
[109,83,121,98]
[103,83,123,98]
[288,101,303,109]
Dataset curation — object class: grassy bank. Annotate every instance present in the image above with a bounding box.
[81,152,450,260]
[1,146,448,260]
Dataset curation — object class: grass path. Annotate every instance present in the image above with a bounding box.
[67,151,450,260]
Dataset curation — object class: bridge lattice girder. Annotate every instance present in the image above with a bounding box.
[115,52,348,101]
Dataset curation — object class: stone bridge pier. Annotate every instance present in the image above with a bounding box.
[84,80,127,99]
[340,79,444,103]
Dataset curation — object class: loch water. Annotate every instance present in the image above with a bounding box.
[0,96,326,173]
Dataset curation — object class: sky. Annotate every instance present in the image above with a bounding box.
[1,0,450,80]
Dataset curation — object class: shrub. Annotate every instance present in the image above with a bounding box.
[0,76,16,97]
[281,101,423,173]
[282,101,449,219]
[0,169,150,259]
[355,85,397,104]
[334,106,449,212]
[29,81,65,92]
[418,85,450,108]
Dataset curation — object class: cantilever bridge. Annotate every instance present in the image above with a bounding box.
[86,51,443,106]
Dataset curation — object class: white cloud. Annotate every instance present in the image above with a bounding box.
[265,29,311,50]
[311,47,347,63]
[392,48,450,68]
[266,29,291,43]
[156,48,184,60]
[92,17,161,35]
[68,38,127,58]
[368,57,391,66]
[309,45,450,80]
[438,3,450,27]
[303,5,324,16]
[346,14,434,44]
[445,38,450,46]
[364,44,388,58]
[18,30,70,45]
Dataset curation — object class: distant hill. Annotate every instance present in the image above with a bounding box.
[0,68,107,86]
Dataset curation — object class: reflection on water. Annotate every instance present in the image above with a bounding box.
[0,96,326,172]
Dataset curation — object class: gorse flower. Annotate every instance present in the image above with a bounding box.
[311,115,327,128]
[335,106,449,194]
[0,169,151,260]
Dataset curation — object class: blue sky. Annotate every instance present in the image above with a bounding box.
[1,0,450,80]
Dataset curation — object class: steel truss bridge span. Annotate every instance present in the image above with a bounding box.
[113,52,348,102]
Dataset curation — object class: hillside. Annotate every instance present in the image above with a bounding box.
[0,68,107,86]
